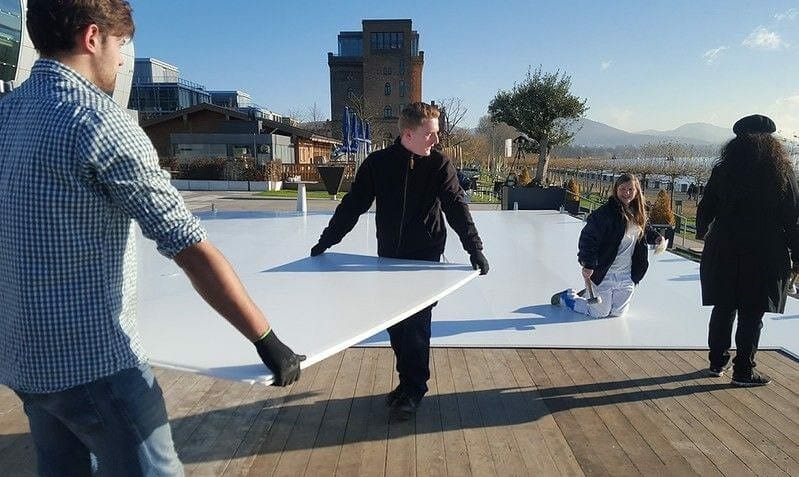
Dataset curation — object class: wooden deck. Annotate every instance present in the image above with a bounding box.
[1,348,798,476]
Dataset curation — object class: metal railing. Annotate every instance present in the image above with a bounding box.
[573,192,699,250]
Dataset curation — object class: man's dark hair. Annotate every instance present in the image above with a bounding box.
[27,0,134,57]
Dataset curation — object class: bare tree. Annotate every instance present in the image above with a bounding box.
[346,93,389,148]
[436,97,470,148]
[307,102,325,122]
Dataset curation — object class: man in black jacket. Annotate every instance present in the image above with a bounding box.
[310,102,489,420]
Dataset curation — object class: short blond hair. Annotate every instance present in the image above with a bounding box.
[398,102,440,131]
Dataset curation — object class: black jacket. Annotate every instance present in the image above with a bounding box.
[578,197,660,285]
[316,139,483,261]
[696,163,799,312]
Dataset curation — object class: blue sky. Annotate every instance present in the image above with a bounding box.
[129,0,799,136]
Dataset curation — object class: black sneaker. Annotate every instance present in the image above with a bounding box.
[708,364,729,377]
[731,371,772,387]
[390,393,421,421]
[384,386,404,407]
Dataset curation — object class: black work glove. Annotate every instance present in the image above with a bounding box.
[310,243,327,257]
[469,250,489,275]
[254,330,306,386]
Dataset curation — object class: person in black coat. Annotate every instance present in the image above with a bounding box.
[696,114,799,387]
[552,173,663,317]
[310,102,489,420]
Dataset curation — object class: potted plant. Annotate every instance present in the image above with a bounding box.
[649,189,676,248]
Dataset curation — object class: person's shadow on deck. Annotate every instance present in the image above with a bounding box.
[0,368,742,469]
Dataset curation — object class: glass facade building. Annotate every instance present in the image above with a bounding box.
[128,58,211,120]
[0,0,21,82]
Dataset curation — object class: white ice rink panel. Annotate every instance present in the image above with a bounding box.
[137,210,799,386]
[364,211,799,359]
[136,212,478,384]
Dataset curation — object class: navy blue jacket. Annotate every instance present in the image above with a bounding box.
[578,197,660,285]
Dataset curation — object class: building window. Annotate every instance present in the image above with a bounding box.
[399,80,405,98]
[398,58,405,74]
[346,87,355,99]
[384,82,391,96]
[382,66,392,75]
[383,105,392,118]
[370,32,404,51]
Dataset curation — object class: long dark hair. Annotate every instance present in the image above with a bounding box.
[718,133,791,200]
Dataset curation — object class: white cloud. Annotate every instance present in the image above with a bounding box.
[702,46,727,64]
[774,8,798,21]
[742,26,788,50]
[776,95,799,107]
[600,60,612,71]
[769,94,799,138]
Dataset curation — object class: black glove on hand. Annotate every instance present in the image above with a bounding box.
[254,330,306,386]
[310,243,327,257]
[470,250,490,275]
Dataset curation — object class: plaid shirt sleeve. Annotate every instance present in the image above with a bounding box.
[77,107,206,258]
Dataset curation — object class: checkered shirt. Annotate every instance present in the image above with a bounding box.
[0,59,207,392]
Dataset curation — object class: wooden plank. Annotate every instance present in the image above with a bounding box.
[181,380,256,476]
[562,349,697,475]
[686,351,799,444]
[639,350,769,476]
[517,348,606,476]
[676,351,799,473]
[532,349,638,476]
[448,348,496,476]
[243,359,324,476]
[498,349,583,476]
[304,348,363,476]
[270,350,346,477]
[650,349,793,475]
[431,347,471,477]
[605,350,738,475]
[463,348,526,475]
[334,347,379,476]
[656,350,794,476]
[414,348,446,477]
[171,378,236,450]
[590,350,717,476]
[553,348,664,474]
[218,376,296,475]
[355,346,395,477]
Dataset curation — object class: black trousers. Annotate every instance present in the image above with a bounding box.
[708,304,765,376]
[387,304,433,399]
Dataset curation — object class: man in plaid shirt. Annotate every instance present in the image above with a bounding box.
[0,1,304,475]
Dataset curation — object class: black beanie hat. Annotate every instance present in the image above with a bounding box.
[732,114,776,135]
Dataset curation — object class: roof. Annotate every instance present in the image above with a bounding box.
[140,103,340,144]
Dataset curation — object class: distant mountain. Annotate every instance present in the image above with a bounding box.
[634,122,732,145]
[567,118,730,147]
[570,118,655,146]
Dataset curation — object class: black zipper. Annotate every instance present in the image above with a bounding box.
[396,154,413,254]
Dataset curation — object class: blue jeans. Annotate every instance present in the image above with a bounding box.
[14,363,183,477]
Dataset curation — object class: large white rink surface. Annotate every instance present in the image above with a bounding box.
[137,210,799,384]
